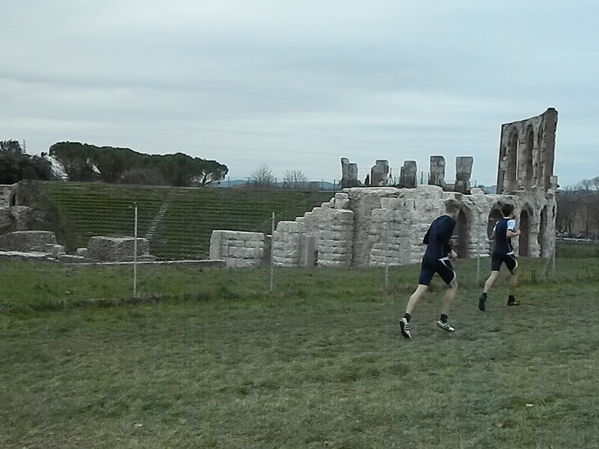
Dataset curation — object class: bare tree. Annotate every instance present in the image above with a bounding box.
[579,176,599,192]
[556,186,580,235]
[283,169,307,189]
[250,164,275,188]
[577,177,599,237]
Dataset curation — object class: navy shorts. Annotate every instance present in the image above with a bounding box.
[418,257,456,286]
[491,252,518,272]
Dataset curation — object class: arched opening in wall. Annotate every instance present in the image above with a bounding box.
[9,192,16,207]
[487,208,503,254]
[453,209,469,258]
[507,130,518,191]
[524,125,534,189]
[519,209,530,256]
[538,206,548,257]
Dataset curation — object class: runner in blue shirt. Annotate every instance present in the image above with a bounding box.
[479,203,521,310]
[400,199,461,339]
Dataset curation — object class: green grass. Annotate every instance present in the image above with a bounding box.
[556,239,599,258]
[34,181,333,259]
[1,258,599,448]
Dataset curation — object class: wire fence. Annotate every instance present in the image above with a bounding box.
[8,180,591,302]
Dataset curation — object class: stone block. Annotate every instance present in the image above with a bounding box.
[0,230,57,252]
[277,221,303,233]
[46,244,66,257]
[87,236,150,262]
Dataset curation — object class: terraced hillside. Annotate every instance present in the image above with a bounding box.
[34,181,334,259]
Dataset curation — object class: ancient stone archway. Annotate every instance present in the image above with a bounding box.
[487,208,503,254]
[519,208,531,256]
[454,208,470,258]
[523,125,534,188]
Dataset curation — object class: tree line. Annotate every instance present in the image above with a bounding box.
[0,140,53,184]
[0,140,228,187]
[556,176,599,239]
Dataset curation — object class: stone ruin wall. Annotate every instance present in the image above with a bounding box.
[210,185,556,268]
[210,108,558,268]
[272,193,354,267]
[497,108,558,194]
[209,230,266,267]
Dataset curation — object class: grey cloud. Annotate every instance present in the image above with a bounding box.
[1,0,598,186]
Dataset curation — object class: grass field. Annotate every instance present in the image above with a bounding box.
[2,255,599,448]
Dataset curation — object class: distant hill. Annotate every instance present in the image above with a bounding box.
[214,179,340,190]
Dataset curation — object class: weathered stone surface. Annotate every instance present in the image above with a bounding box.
[334,192,350,209]
[209,230,266,267]
[399,161,417,188]
[371,160,389,187]
[429,156,446,189]
[455,156,474,193]
[0,230,57,252]
[210,109,558,268]
[341,158,360,188]
[497,108,558,194]
[87,236,150,262]
[46,244,66,257]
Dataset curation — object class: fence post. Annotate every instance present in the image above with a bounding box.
[270,211,275,294]
[133,202,138,298]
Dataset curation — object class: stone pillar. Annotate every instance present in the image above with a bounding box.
[399,161,417,188]
[349,163,358,187]
[341,158,350,188]
[428,156,446,189]
[370,160,389,187]
[341,158,359,188]
[455,157,473,193]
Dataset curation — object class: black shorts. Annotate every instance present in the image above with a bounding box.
[418,257,456,286]
[491,252,518,272]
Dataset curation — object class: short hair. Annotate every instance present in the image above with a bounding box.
[501,203,515,217]
[444,199,461,215]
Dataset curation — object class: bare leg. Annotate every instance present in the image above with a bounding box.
[441,282,458,316]
[483,271,500,294]
[509,269,518,296]
[405,284,429,315]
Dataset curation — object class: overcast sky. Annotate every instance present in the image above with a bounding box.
[1,0,598,186]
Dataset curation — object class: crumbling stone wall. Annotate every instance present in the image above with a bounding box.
[210,186,556,268]
[210,108,558,268]
[272,193,354,267]
[86,236,152,262]
[209,230,265,267]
